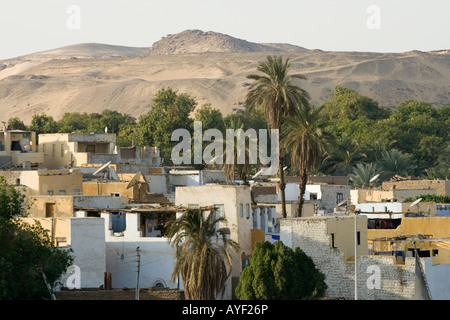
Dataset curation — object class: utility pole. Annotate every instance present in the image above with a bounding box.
[354,211,358,300]
[136,247,140,300]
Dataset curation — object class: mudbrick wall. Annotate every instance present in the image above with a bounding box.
[281,217,417,300]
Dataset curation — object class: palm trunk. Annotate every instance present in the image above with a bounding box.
[279,155,287,219]
[297,167,307,217]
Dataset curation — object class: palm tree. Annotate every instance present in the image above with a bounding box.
[321,135,368,175]
[282,105,333,216]
[165,208,239,300]
[349,162,380,188]
[246,55,310,218]
[376,149,416,180]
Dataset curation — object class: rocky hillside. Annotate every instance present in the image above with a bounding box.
[146,29,307,55]
[0,30,449,124]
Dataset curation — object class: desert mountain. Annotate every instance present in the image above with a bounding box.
[0,30,449,124]
[146,29,307,55]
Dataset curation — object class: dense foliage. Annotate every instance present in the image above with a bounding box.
[235,241,327,300]
[9,85,450,179]
[0,177,73,300]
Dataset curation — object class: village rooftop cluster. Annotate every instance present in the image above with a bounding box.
[1,127,449,300]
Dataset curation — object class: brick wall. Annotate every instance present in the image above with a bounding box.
[382,180,450,196]
[281,217,417,300]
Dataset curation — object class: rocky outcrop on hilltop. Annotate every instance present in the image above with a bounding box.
[146,29,307,55]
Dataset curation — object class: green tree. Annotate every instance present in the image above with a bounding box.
[246,55,310,218]
[0,177,73,299]
[165,208,239,300]
[136,88,196,165]
[57,112,90,133]
[282,105,333,216]
[235,241,326,300]
[7,117,27,130]
[28,113,58,136]
[376,149,416,180]
[194,103,225,133]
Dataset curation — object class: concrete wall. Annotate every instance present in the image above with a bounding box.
[28,195,75,217]
[102,213,178,290]
[59,218,106,289]
[424,258,450,299]
[39,169,83,196]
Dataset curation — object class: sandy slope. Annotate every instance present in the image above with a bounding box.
[0,43,449,124]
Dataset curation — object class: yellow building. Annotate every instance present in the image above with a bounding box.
[368,216,450,264]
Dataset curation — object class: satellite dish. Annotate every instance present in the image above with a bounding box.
[410,198,422,207]
[370,174,380,183]
[126,171,142,189]
[252,169,263,179]
[105,126,108,133]
[206,154,221,165]
[93,161,111,176]
[337,199,347,207]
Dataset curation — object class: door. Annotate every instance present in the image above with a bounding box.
[45,203,56,218]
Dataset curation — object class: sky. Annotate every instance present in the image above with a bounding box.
[1,0,449,60]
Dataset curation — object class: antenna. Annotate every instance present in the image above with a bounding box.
[126,171,142,189]
[93,161,111,176]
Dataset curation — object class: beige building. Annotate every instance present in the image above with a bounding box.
[351,188,437,204]
[0,168,82,197]
[0,129,43,168]
[382,179,450,196]
[38,133,161,169]
[175,185,253,299]
[38,133,117,169]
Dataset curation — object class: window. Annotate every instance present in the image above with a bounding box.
[73,188,81,195]
[357,231,361,245]
[240,204,244,218]
[59,189,66,195]
[188,204,199,209]
[110,193,120,197]
[47,190,54,195]
[245,203,250,219]
[336,193,344,204]
[310,193,318,200]
[331,233,336,248]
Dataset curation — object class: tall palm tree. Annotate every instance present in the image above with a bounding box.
[165,208,239,300]
[246,55,310,218]
[282,105,333,216]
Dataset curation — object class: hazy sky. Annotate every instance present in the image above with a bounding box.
[1,0,449,59]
